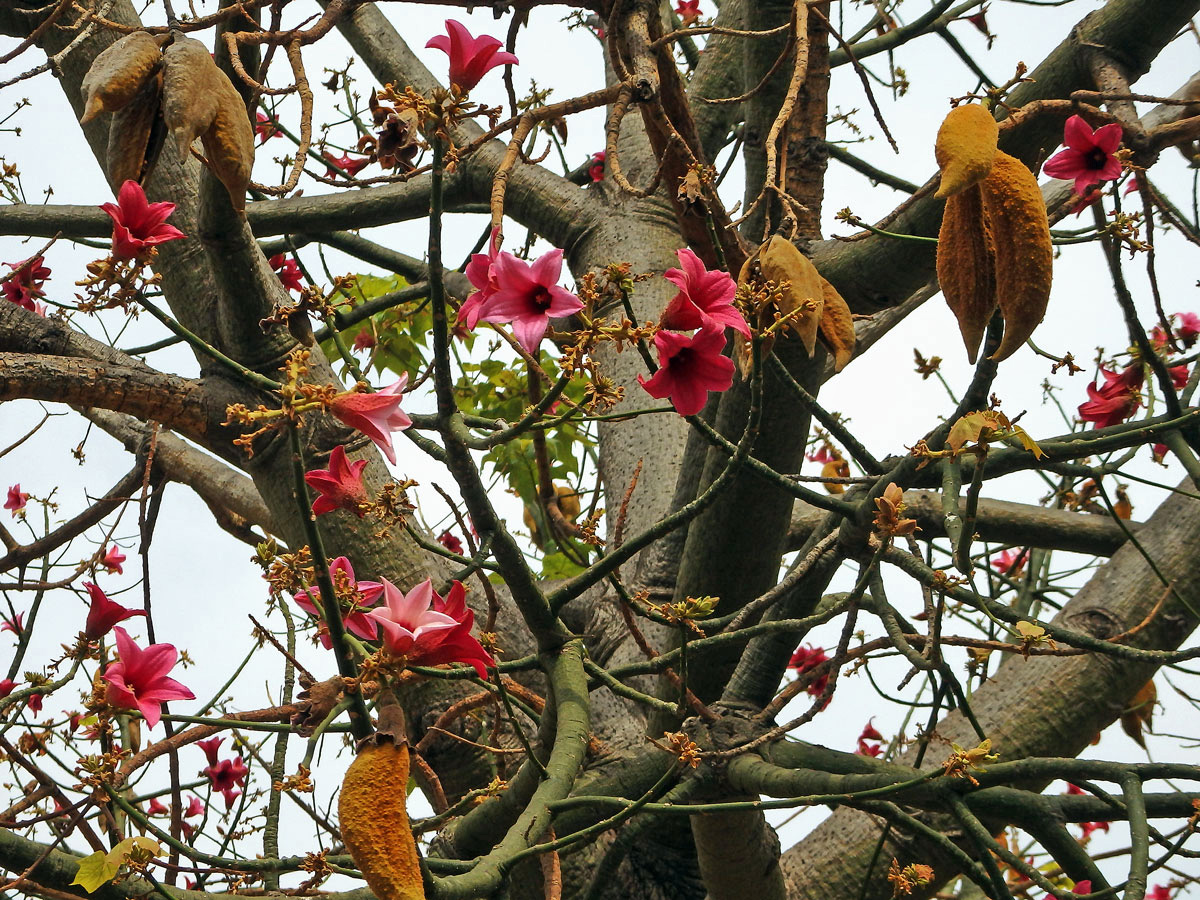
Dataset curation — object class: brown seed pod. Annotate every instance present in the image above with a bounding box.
[339,738,425,900]
[199,94,255,213]
[162,36,224,157]
[106,71,165,187]
[934,104,998,199]
[936,183,996,363]
[816,276,855,373]
[979,151,1052,361]
[80,31,164,124]
[757,235,824,357]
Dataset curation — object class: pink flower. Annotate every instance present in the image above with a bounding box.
[437,530,464,555]
[426,19,519,94]
[459,228,502,330]
[1,612,24,635]
[990,548,1027,577]
[145,797,169,816]
[268,254,305,293]
[1176,312,1200,348]
[637,325,735,416]
[101,545,127,575]
[475,249,584,353]
[856,719,883,756]
[323,151,371,179]
[99,181,187,260]
[1078,365,1143,428]
[352,330,376,352]
[1042,115,1124,197]
[184,796,205,819]
[329,376,412,465]
[1075,881,1093,896]
[203,755,248,809]
[28,692,42,714]
[305,446,369,518]
[5,484,29,517]
[674,0,701,25]
[806,445,838,464]
[102,626,195,729]
[1070,186,1104,217]
[588,151,605,183]
[1124,175,1139,196]
[196,737,223,767]
[1170,364,1189,389]
[1079,820,1110,839]
[366,578,495,678]
[659,248,749,337]
[294,556,384,649]
[84,582,146,639]
[255,111,281,143]
[1151,442,1169,464]
[2,256,50,311]
[0,678,15,699]
[1147,886,1172,900]
[787,644,830,696]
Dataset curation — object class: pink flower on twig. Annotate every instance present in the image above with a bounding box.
[787,644,830,696]
[101,545,127,575]
[329,376,412,465]
[638,325,735,416]
[1077,365,1142,428]
[659,248,749,337]
[255,111,281,143]
[84,582,146,639]
[294,556,384,649]
[102,626,194,729]
[426,20,519,94]
[203,755,249,809]
[305,446,369,518]
[5,484,29,517]
[367,578,495,677]
[475,249,584,353]
[1042,115,1124,197]
[99,181,187,260]
[2,256,50,311]
[459,227,502,330]
[323,151,371,179]
[268,254,305,293]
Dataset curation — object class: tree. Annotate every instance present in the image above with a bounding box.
[1,0,1199,899]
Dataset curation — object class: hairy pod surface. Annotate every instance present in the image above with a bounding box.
[934,103,999,199]
[200,94,256,214]
[817,276,856,372]
[80,32,164,124]
[979,151,1053,361]
[756,235,824,357]
[162,37,224,157]
[936,184,997,363]
[339,739,425,900]
[106,71,164,187]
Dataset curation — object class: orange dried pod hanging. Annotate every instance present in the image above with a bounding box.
[80,31,164,124]
[816,276,855,373]
[934,103,998,198]
[936,183,997,363]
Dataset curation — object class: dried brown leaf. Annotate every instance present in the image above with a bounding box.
[758,235,824,356]
[817,276,855,372]
[1119,679,1155,748]
[80,31,164,124]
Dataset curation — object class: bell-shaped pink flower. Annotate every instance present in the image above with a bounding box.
[196,736,224,767]
[659,248,749,337]
[2,256,50,311]
[203,754,249,809]
[1078,364,1143,428]
[367,578,495,677]
[268,254,305,293]
[1042,115,1123,197]
[255,111,281,143]
[102,626,195,729]
[294,556,384,648]
[637,325,735,416]
[99,181,187,260]
[101,545,127,575]
[426,19,518,93]
[5,484,29,517]
[459,227,502,329]
[475,249,584,353]
[329,375,412,465]
[304,445,369,517]
[84,582,146,639]
[323,151,371,179]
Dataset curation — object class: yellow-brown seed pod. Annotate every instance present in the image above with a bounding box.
[816,276,855,373]
[934,104,999,199]
[80,31,164,124]
[339,738,425,900]
[756,235,824,357]
[200,96,255,213]
[936,183,997,363]
[978,151,1053,361]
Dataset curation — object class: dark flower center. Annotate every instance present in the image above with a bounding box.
[1085,147,1108,171]
[532,286,553,311]
[671,347,694,368]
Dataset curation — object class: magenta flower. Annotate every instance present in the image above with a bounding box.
[637,325,735,416]
[855,719,883,757]
[329,376,412,465]
[787,644,830,696]
[588,151,606,183]
[323,151,371,179]
[102,626,195,729]
[674,0,701,25]
[459,227,502,329]
[352,330,376,352]
[426,19,518,94]
[366,578,495,678]
[1042,115,1123,197]
[437,530,464,555]
[294,556,384,649]
[145,797,170,816]
[268,254,305,293]
[99,181,187,260]
[203,755,248,809]
[1074,882,1093,896]
[0,678,15,698]
[2,256,50,311]
[5,484,29,517]
[184,796,205,819]
[1078,364,1143,428]
[304,445,369,518]
[84,582,146,639]
[1,612,23,635]
[255,111,281,144]
[101,545,127,575]
[196,736,223,767]
[659,248,749,337]
[991,548,1028,577]
[475,249,584,353]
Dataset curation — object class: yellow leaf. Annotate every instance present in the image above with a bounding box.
[71,852,119,893]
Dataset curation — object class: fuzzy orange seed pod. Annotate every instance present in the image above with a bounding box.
[936,183,997,363]
[339,736,425,900]
[934,103,999,199]
[80,31,165,124]
[817,276,855,373]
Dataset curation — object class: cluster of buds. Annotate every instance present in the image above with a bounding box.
[940,738,998,786]
[75,254,161,313]
[887,859,935,896]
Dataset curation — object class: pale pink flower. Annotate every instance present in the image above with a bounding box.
[459,227,502,329]
[304,445,369,517]
[84,582,146,639]
[1042,115,1123,197]
[101,545,127,575]
[5,484,29,517]
[102,626,195,729]
[294,556,384,648]
[426,20,518,93]
[366,578,495,677]
[329,376,412,465]
[659,248,749,337]
[476,249,584,353]
[99,181,187,260]
[637,325,735,416]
